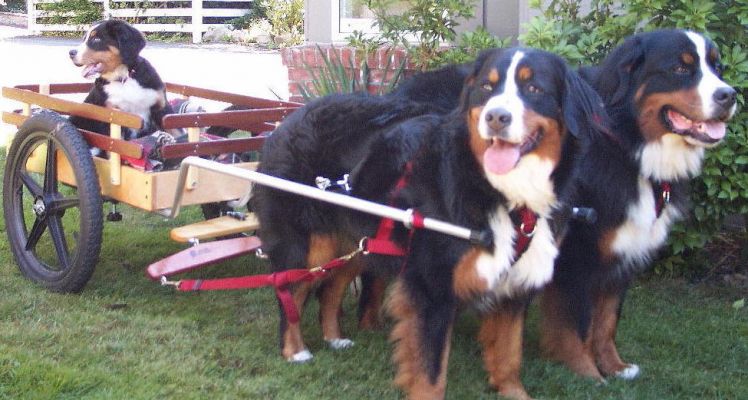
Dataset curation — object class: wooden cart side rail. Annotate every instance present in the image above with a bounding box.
[14,83,94,95]
[2,87,143,129]
[3,111,144,159]
[160,136,266,160]
[165,83,303,109]
[160,107,295,131]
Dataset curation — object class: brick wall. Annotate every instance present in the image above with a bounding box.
[281,44,417,103]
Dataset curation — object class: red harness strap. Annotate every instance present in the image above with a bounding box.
[174,251,356,324]
[653,181,672,218]
[170,165,423,322]
[511,207,538,258]
[362,162,422,256]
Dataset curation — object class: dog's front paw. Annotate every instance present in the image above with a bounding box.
[326,338,355,350]
[287,349,313,363]
[615,364,640,380]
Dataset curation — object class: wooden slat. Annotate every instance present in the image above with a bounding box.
[2,87,142,129]
[55,156,258,211]
[108,8,250,18]
[79,129,144,160]
[2,112,144,159]
[169,215,260,242]
[146,236,262,280]
[14,83,93,95]
[160,108,295,130]
[2,111,25,127]
[165,83,302,108]
[160,136,266,160]
[150,161,257,210]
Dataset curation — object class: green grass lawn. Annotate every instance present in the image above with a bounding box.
[0,149,746,399]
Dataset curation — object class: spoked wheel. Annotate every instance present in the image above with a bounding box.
[3,111,103,293]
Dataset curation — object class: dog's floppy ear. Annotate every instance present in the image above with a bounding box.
[562,66,609,139]
[599,35,645,107]
[109,20,146,68]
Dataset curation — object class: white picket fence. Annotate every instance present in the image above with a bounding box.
[27,0,253,43]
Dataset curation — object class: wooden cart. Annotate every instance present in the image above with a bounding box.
[1,82,300,293]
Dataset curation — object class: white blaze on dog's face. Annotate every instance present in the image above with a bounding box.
[69,20,146,80]
[686,31,737,123]
[466,49,569,213]
[634,30,737,180]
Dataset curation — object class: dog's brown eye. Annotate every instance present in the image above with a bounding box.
[527,84,542,94]
[714,62,725,77]
[673,65,689,74]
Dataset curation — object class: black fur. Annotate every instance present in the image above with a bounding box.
[251,47,609,397]
[68,19,172,140]
[545,29,736,379]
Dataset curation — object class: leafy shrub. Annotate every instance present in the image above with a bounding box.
[227,2,269,30]
[522,0,748,275]
[364,0,476,70]
[260,0,304,47]
[296,45,407,101]
[39,0,102,26]
[434,26,511,66]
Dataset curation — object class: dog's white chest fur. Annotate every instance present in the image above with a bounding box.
[610,177,681,268]
[103,79,162,123]
[473,155,559,299]
[474,207,557,299]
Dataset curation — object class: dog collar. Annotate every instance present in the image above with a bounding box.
[651,180,672,218]
[113,68,135,83]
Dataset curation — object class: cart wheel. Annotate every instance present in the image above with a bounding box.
[3,111,103,293]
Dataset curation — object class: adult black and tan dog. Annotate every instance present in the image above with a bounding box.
[540,29,737,381]
[251,47,608,399]
[68,19,172,140]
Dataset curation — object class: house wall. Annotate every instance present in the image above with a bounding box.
[305,0,539,43]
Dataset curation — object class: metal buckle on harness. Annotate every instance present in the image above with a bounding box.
[359,237,370,256]
[309,245,364,273]
[519,222,536,238]
[662,189,671,204]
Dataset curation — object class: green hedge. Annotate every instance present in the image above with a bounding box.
[521,0,748,275]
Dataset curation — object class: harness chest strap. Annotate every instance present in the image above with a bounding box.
[652,180,672,218]
[510,206,538,258]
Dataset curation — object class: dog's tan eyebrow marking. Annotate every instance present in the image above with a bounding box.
[708,47,719,63]
[518,66,533,81]
[488,68,500,85]
[681,52,694,65]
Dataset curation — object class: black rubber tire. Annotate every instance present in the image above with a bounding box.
[3,111,103,293]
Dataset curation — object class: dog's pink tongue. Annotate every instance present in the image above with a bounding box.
[698,121,727,140]
[82,63,103,79]
[484,140,520,175]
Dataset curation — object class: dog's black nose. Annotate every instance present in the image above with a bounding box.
[485,108,512,132]
[69,49,77,58]
[713,87,736,110]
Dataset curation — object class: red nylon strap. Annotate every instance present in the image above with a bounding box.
[175,257,347,324]
[363,163,420,257]
[365,237,407,256]
[654,181,671,218]
[513,207,537,258]
[411,210,425,229]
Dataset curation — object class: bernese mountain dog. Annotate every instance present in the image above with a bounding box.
[540,29,737,381]
[251,47,609,399]
[68,19,173,140]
